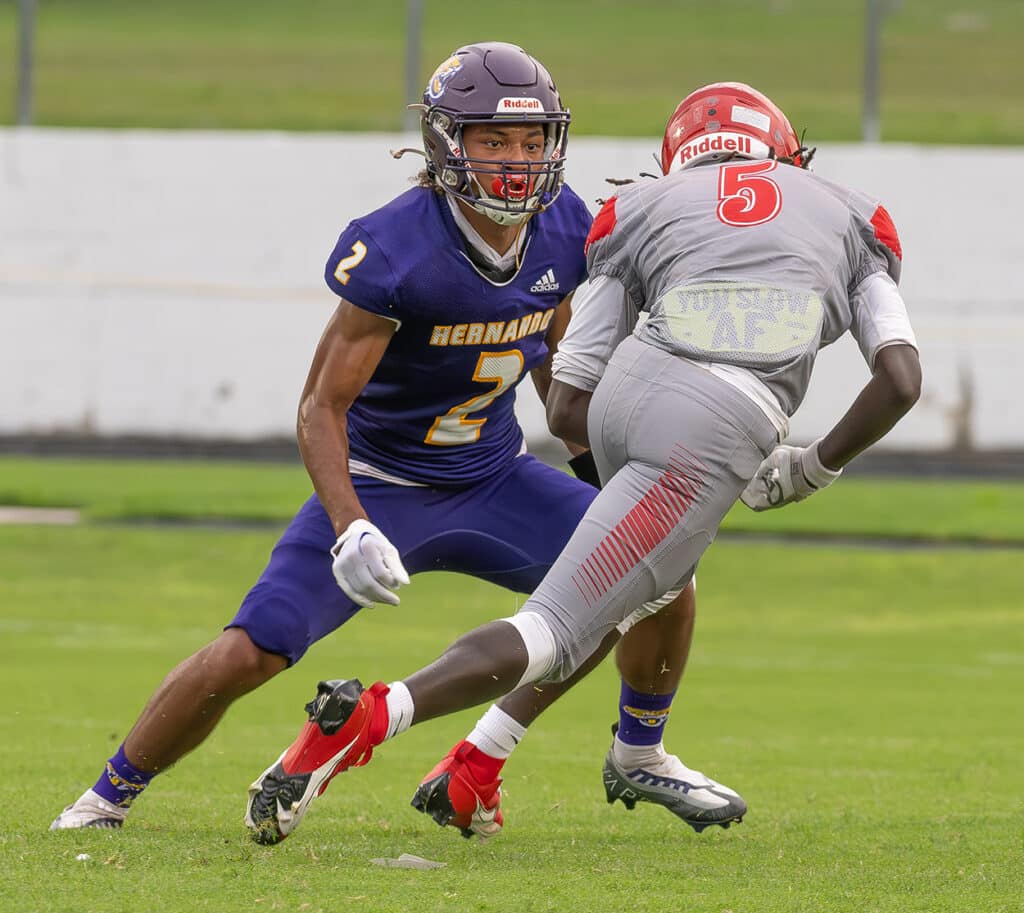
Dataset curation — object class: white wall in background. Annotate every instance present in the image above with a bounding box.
[1,128,1019,449]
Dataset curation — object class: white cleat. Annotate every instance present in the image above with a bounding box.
[50,789,128,831]
[603,733,746,833]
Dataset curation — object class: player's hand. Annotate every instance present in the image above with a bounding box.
[739,440,842,511]
[331,519,410,607]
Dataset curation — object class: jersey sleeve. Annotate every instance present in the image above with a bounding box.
[557,185,595,291]
[583,190,646,306]
[324,221,401,319]
[849,271,918,369]
[848,194,903,292]
[552,275,639,392]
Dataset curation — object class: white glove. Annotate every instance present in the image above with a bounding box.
[740,439,842,512]
[330,519,410,607]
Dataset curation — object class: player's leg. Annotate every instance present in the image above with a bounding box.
[408,453,703,837]
[400,455,599,834]
[252,462,713,841]
[419,585,694,838]
[404,548,722,833]
[243,476,519,845]
[49,493,354,831]
[240,460,586,843]
[490,585,692,720]
[601,585,745,830]
[249,357,777,839]
[410,611,625,838]
[558,342,770,829]
[49,628,287,831]
[433,577,733,833]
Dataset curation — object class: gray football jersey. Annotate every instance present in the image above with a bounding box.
[584,162,903,415]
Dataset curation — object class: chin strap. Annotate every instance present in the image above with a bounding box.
[475,204,534,227]
[513,215,534,271]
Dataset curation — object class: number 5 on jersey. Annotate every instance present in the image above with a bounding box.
[425,351,525,446]
[717,160,782,227]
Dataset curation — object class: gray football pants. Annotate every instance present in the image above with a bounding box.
[520,336,779,683]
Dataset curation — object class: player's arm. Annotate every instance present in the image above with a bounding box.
[297,299,394,533]
[546,380,593,451]
[549,196,643,478]
[817,342,921,469]
[821,267,922,468]
[546,275,639,449]
[529,291,573,405]
[297,300,409,606]
[529,293,588,458]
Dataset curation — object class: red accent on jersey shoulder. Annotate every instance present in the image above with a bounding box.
[870,205,902,261]
[585,196,618,253]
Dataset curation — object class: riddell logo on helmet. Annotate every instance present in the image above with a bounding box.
[497,97,544,112]
[678,133,752,166]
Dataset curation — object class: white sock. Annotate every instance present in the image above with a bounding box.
[466,705,527,759]
[612,736,668,770]
[384,681,414,740]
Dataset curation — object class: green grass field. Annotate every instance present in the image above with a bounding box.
[1,0,1023,142]
[3,455,1024,543]
[1,458,1022,912]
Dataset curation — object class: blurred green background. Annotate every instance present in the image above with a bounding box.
[1,0,1022,141]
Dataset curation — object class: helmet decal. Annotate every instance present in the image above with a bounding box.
[731,104,771,134]
[426,55,464,101]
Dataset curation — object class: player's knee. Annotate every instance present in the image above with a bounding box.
[176,630,286,704]
[205,628,287,694]
[500,611,561,686]
[230,579,318,668]
[161,630,284,711]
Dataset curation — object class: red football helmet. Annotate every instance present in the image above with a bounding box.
[660,82,806,175]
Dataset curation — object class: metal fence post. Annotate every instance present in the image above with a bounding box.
[403,0,424,133]
[862,0,882,143]
[17,0,37,126]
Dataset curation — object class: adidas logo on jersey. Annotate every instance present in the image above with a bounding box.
[530,269,560,293]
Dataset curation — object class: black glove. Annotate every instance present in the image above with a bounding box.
[568,450,602,489]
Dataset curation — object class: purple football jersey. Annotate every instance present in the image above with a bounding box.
[324,185,591,485]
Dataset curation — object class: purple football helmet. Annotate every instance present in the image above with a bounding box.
[420,42,570,225]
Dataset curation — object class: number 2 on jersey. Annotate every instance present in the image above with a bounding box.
[716,160,782,227]
[425,351,525,446]
[334,241,367,285]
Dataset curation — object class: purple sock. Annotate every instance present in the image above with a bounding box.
[617,682,676,746]
[91,744,155,808]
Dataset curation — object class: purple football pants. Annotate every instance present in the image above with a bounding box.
[228,454,596,665]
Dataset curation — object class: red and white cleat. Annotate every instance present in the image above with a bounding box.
[245,678,389,845]
[411,740,504,839]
